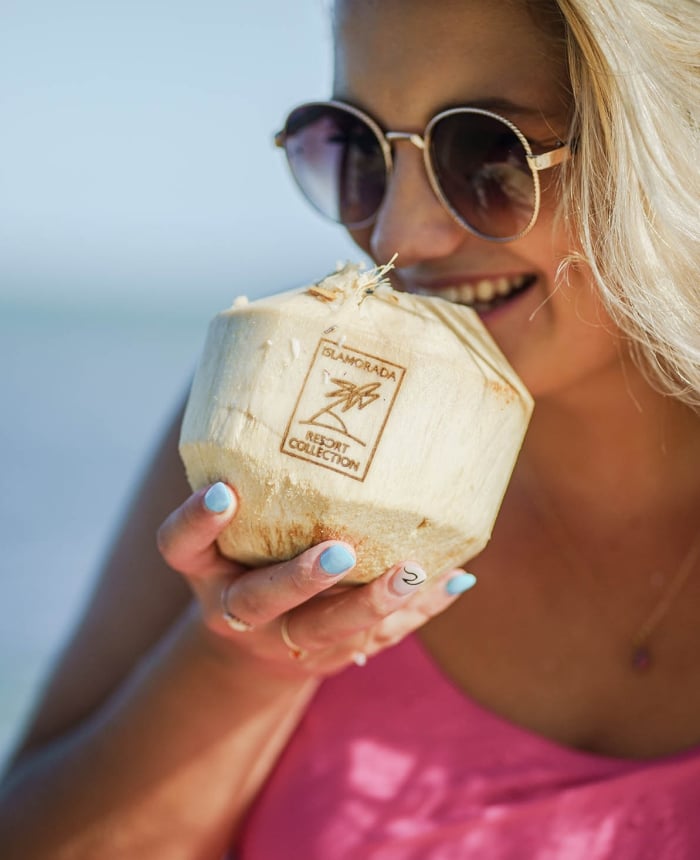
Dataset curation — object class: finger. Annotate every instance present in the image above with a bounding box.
[346,568,478,664]
[283,561,429,651]
[375,567,479,651]
[395,567,478,629]
[219,540,357,628]
[288,565,476,656]
[157,482,243,578]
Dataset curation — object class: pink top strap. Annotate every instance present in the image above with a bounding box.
[236,635,700,859]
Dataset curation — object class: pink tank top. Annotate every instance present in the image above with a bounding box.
[235,635,700,858]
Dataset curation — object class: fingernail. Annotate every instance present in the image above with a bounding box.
[446,572,477,595]
[319,544,356,575]
[391,562,427,596]
[203,482,233,513]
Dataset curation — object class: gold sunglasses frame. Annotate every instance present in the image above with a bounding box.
[275,99,571,243]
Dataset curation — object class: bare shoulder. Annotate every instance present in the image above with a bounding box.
[12,399,193,759]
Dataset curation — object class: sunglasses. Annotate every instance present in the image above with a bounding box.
[275,100,571,243]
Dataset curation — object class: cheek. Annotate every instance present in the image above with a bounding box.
[538,258,623,383]
[532,160,566,225]
[523,183,573,287]
[346,226,374,258]
[539,166,562,200]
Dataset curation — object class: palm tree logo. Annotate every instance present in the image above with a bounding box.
[301,379,381,445]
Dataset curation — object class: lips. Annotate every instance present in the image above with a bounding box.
[403,273,536,313]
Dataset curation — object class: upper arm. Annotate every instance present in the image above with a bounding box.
[11,401,194,760]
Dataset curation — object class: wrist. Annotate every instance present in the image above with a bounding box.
[182,601,322,696]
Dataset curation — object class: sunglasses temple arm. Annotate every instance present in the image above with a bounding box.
[529,143,571,172]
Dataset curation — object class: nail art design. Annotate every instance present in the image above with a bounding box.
[391,562,427,596]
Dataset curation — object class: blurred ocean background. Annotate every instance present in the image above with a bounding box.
[0,0,357,766]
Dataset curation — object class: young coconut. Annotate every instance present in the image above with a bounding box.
[179,261,533,584]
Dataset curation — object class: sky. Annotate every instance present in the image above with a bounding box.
[0,0,359,317]
[0,0,365,761]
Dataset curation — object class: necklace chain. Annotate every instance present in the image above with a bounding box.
[631,541,700,647]
[523,470,700,672]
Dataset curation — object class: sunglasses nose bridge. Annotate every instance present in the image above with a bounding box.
[385,131,426,151]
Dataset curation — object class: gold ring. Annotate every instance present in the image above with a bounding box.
[220,583,253,632]
[280,614,308,660]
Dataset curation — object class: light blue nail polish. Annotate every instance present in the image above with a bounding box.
[319,544,356,575]
[203,482,233,513]
[446,572,477,595]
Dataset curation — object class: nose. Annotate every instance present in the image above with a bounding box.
[369,145,468,267]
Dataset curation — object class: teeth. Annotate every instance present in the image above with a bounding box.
[410,274,532,307]
[452,275,530,306]
[476,279,496,301]
[440,284,475,303]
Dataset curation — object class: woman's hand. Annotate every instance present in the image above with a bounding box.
[157,481,475,677]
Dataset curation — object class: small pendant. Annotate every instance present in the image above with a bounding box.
[632,645,652,672]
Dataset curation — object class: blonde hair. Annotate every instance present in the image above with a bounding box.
[553,0,700,405]
[328,0,699,401]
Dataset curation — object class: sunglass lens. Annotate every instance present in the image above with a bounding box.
[282,105,386,227]
[430,112,535,239]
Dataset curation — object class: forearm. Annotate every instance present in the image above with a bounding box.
[0,605,319,860]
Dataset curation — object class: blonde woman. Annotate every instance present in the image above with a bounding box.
[2,1,699,857]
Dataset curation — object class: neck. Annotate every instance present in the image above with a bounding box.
[496,358,700,680]
[517,359,700,532]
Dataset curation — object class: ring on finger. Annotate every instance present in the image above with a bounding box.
[220,582,254,632]
[280,613,308,660]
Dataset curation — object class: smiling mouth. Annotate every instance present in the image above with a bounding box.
[409,274,537,313]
